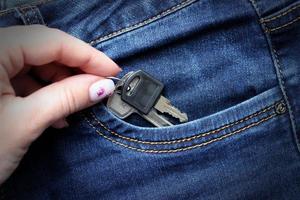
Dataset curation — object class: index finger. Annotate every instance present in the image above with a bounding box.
[0,25,121,78]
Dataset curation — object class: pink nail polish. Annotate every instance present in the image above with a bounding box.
[89,79,115,102]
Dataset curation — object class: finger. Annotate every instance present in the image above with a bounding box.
[11,74,42,96]
[32,63,72,83]
[22,74,115,134]
[0,25,121,79]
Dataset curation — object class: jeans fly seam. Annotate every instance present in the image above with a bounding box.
[89,0,198,46]
[84,113,278,154]
[88,102,278,145]
[248,0,300,153]
[0,0,53,17]
[262,3,300,22]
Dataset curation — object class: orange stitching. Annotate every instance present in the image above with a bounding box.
[89,102,276,145]
[85,114,277,153]
[269,16,300,32]
[262,3,300,23]
[249,0,299,152]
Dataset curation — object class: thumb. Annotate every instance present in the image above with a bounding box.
[22,74,115,134]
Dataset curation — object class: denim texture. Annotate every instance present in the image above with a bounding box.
[0,0,300,199]
[0,0,38,10]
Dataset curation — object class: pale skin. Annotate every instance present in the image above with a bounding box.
[0,25,121,184]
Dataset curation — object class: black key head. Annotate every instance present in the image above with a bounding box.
[121,70,164,114]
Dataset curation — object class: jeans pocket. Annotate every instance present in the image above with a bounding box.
[80,0,290,154]
[83,86,287,154]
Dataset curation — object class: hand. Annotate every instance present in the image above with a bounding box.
[0,25,121,184]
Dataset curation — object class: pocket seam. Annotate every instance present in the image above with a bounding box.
[259,1,300,33]
[267,16,300,32]
[84,112,278,154]
[88,102,276,145]
[262,3,300,23]
[84,100,285,154]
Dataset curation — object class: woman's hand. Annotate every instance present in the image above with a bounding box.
[0,25,121,184]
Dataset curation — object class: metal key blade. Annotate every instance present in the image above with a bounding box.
[107,92,172,127]
[154,96,188,123]
[141,109,173,127]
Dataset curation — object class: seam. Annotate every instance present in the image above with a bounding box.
[17,7,27,25]
[27,7,34,24]
[89,0,198,45]
[89,102,276,145]
[31,6,39,24]
[269,16,300,32]
[0,0,53,17]
[248,0,300,153]
[36,6,45,25]
[262,3,300,23]
[272,48,299,149]
[31,6,45,25]
[85,113,277,154]
[19,7,29,25]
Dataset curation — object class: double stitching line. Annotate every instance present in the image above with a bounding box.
[85,113,277,154]
[89,0,198,45]
[268,16,300,32]
[249,0,299,152]
[85,101,283,153]
[88,103,275,145]
[259,3,300,32]
[262,3,300,23]
[0,0,53,17]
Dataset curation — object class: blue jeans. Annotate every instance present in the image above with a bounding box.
[0,0,300,199]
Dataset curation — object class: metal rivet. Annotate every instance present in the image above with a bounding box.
[275,102,286,114]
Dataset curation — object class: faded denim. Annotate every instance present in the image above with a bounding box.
[0,0,300,199]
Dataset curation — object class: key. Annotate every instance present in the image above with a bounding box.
[121,70,164,114]
[107,70,188,127]
[120,70,188,123]
[107,91,135,119]
[143,108,173,127]
[154,96,188,122]
[107,92,173,127]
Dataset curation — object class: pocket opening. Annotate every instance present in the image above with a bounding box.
[83,87,286,153]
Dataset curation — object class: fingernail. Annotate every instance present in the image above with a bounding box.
[61,120,69,128]
[52,119,69,129]
[89,79,115,102]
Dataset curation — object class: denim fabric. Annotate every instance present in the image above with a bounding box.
[0,0,300,199]
[0,0,39,10]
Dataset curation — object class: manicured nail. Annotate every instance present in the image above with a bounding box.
[60,120,69,128]
[52,119,69,129]
[89,79,115,102]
